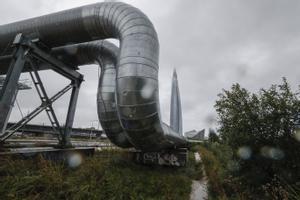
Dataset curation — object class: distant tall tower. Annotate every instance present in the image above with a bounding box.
[170,69,183,135]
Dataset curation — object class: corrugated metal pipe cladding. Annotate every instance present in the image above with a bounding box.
[0,2,187,151]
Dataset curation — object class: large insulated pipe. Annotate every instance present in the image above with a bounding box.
[0,2,186,151]
[52,41,133,148]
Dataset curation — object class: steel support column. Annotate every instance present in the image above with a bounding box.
[0,34,27,135]
[62,81,81,146]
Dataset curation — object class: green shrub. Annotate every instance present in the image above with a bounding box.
[215,78,300,187]
[203,78,300,199]
[198,146,227,199]
[0,150,197,200]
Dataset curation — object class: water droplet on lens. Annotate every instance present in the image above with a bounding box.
[269,148,284,160]
[260,146,284,160]
[294,129,300,142]
[237,146,252,160]
[67,153,82,168]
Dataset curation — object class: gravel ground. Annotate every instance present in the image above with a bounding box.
[190,152,208,200]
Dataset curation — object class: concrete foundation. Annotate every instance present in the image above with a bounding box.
[134,148,188,167]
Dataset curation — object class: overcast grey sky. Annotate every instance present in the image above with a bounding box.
[2,0,300,132]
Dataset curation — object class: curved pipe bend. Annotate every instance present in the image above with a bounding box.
[52,41,133,148]
[0,2,187,151]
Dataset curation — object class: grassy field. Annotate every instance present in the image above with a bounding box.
[0,149,203,200]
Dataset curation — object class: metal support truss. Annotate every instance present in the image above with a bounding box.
[1,84,73,141]
[0,34,28,135]
[0,34,83,147]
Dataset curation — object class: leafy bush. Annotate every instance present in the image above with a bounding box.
[198,145,227,199]
[213,78,300,198]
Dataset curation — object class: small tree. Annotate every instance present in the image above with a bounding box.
[215,78,300,186]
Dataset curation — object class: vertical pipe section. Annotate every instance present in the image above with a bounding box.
[52,41,133,148]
